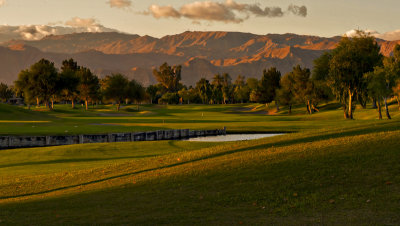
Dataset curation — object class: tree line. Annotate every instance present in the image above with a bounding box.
[1,31,400,119]
[6,59,145,111]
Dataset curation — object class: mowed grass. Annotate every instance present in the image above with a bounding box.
[0,102,399,225]
[0,101,399,135]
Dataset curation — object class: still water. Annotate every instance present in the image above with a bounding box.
[187,134,283,142]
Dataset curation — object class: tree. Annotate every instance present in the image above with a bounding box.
[391,44,400,110]
[153,62,182,93]
[178,88,191,104]
[234,75,250,103]
[159,92,179,105]
[365,69,386,119]
[222,73,233,104]
[102,74,130,111]
[0,83,13,103]
[59,59,80,108]
[77,67,100,111]
[14,59,59,110]
[127,79,145,110]
[35,59,59,110]
[328,31,382,119]
[60,59,80,108]
[247,78,260,103]
[366,56,399,119]
[247,78,259,91]
[277,72,296,114]
[33,59,59,109]
[212,74,224,104]
[258,67,281,109]
[312,51,334,107]
[290,65,315,114]
[14,70,36,109]
[393,80,400,110]
[196,78,212,104]
[146,85,159,104]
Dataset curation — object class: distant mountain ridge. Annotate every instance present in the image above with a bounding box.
[1,31,400,86]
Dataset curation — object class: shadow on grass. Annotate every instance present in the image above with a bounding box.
[0,155,159,170]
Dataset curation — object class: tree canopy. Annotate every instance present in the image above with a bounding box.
[327,31,383,119]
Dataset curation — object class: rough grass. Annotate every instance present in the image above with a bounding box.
[0,102,399,225]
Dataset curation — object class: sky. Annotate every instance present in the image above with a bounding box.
[0,0,399,41]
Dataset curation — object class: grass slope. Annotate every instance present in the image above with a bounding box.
[0,113,399,225]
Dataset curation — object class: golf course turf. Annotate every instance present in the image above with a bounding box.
[0,102,399,225]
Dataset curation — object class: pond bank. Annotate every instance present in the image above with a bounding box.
[0,128,227,149]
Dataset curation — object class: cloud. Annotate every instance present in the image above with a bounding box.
[64,17,116,32]
[287,4,307,17]
[149,5,181,19]
[345,29,400,41]
[247,5,283,17]
[180,1,243,23]
[107,0,131,9]
[144,0,307,23]
[377,30,400,41]
[0,18,118,42]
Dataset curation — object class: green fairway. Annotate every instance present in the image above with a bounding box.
[0,102,399,135]
[0,103,399,225]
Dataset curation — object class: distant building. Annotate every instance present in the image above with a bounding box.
[7,97,24,105]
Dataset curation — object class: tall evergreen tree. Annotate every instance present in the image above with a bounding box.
[258,67,281,109]
[59,58,80,108]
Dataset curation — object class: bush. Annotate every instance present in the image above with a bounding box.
[158,92,179,104]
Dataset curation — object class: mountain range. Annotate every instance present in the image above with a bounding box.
[1,31,400,86]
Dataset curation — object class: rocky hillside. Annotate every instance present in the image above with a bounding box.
[1,31,399,86]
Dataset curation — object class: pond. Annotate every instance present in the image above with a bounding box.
[186,134,283,142]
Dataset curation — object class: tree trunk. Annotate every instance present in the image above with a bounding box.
[372,98,377,109]
[288,105,292,114]
[276,101,280,111]
[85,100,88,111]
[47,101,52,110]
[348,89,353,119]
[51,98,54,110]
[377,98,382,120]
[117,102,121,111]
[72,99,75,109]
[36,97,40,107]
[360,99,367,109]
[384,97,391,119]
[343,105,349,119]
[28,104,31,110]
[312,104,320,112]
[307,100,313,114]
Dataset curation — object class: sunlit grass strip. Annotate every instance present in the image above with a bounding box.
[0,120,51,123]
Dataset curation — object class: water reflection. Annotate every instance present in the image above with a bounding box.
[187,134,283,142]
